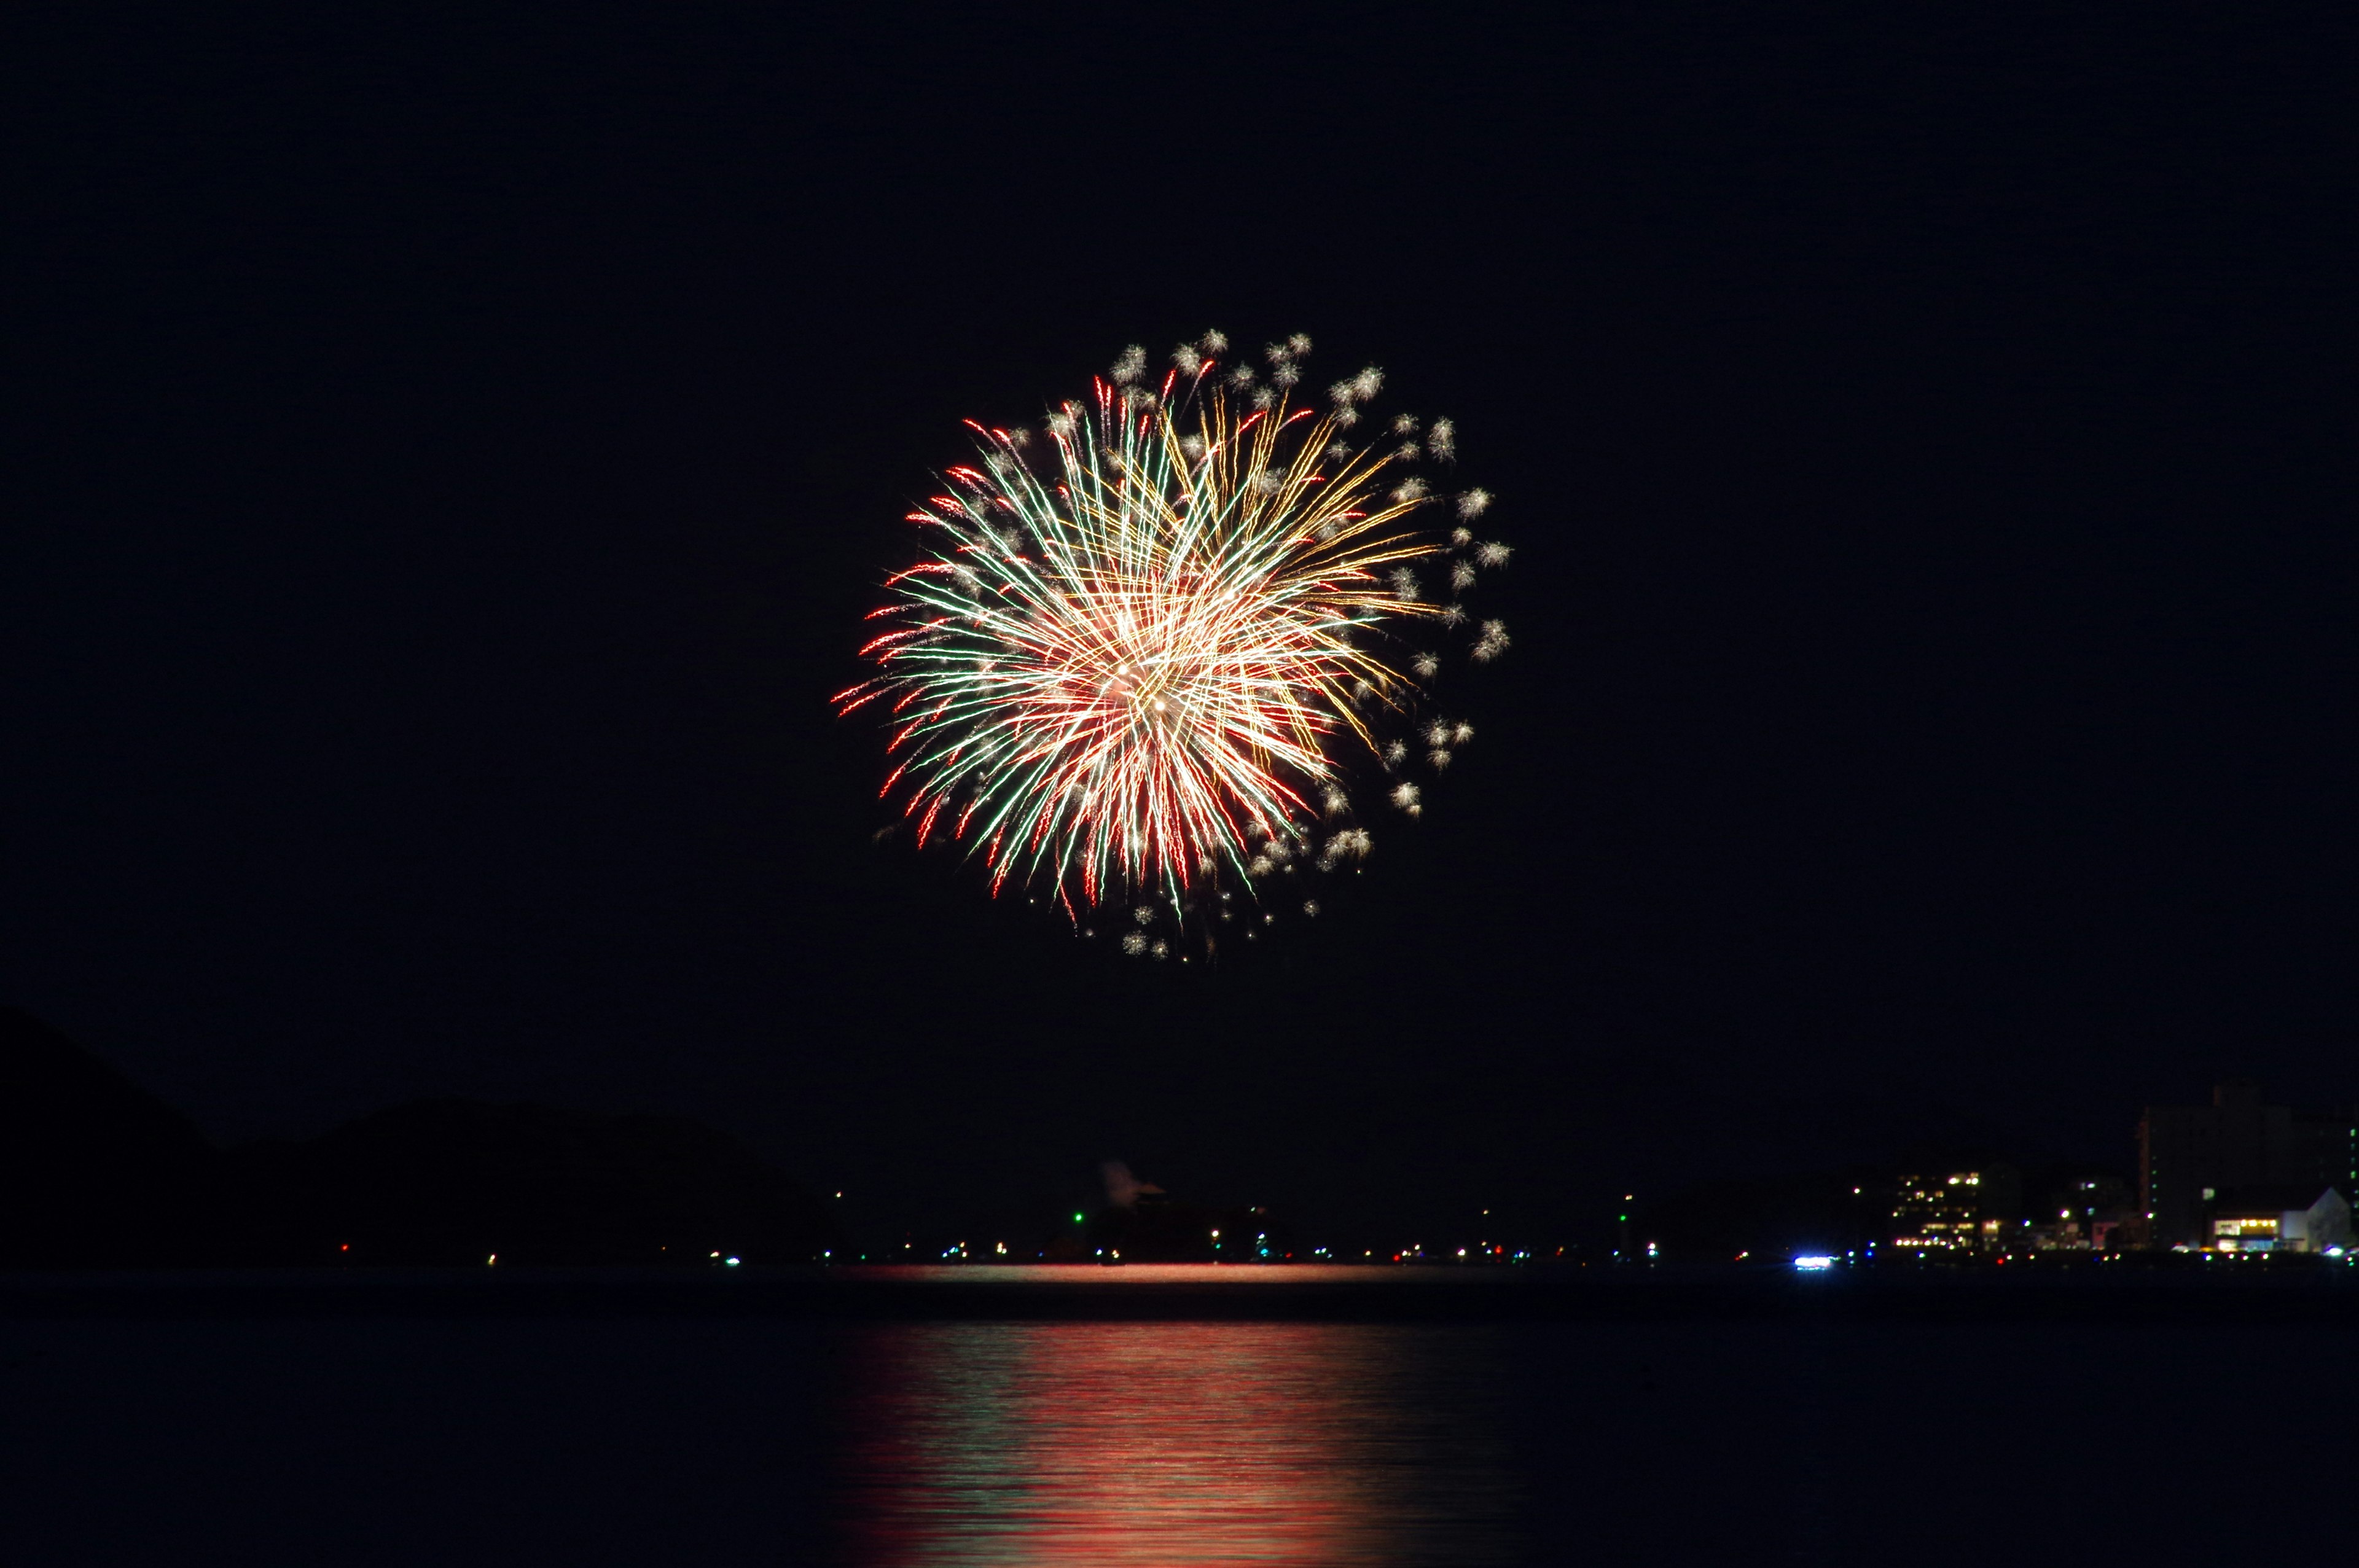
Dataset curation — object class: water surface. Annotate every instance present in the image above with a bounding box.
[838,1321,1517,1565]
[5,1279,2353,1564]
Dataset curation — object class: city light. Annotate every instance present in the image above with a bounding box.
[1793,1255,1837,1272]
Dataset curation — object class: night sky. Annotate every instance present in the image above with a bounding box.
[8,10,2352,1246]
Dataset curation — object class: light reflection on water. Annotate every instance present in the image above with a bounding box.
[835,1320,1519,1566]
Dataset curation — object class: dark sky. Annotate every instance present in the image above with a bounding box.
[7,9,2353,1245]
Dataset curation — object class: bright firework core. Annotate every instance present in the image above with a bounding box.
[839,332,1510,955]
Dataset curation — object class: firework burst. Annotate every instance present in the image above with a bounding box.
[837,332,1510,951]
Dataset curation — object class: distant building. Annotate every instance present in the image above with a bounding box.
[2137,1084,2358,1248]
[2205,1187,2351,1255]
[2013,1172,2140,1252]
[1889,1166,2021,1254]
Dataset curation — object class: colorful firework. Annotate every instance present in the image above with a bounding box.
[837,332,1510,953]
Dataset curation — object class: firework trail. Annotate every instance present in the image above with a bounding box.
[837,332,1510,953]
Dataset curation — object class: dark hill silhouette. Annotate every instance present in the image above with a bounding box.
[2,1008,835,1267]
[220,1098,839,1266]
[1,1006,214,1265]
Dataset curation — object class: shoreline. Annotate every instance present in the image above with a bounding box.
[8,1263,2358,1325]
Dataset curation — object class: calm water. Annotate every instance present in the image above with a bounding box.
[4,1277,2353,1564]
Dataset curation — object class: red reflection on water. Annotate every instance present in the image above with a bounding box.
[837,1317,1502,1566]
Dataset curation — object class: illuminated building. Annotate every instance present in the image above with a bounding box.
[1887,1166,2020,1254]
[2205,1187,2351,1254]
[2138,1084,2358,1248]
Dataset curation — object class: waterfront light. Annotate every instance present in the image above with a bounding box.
[1793,1255,1837,1272]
